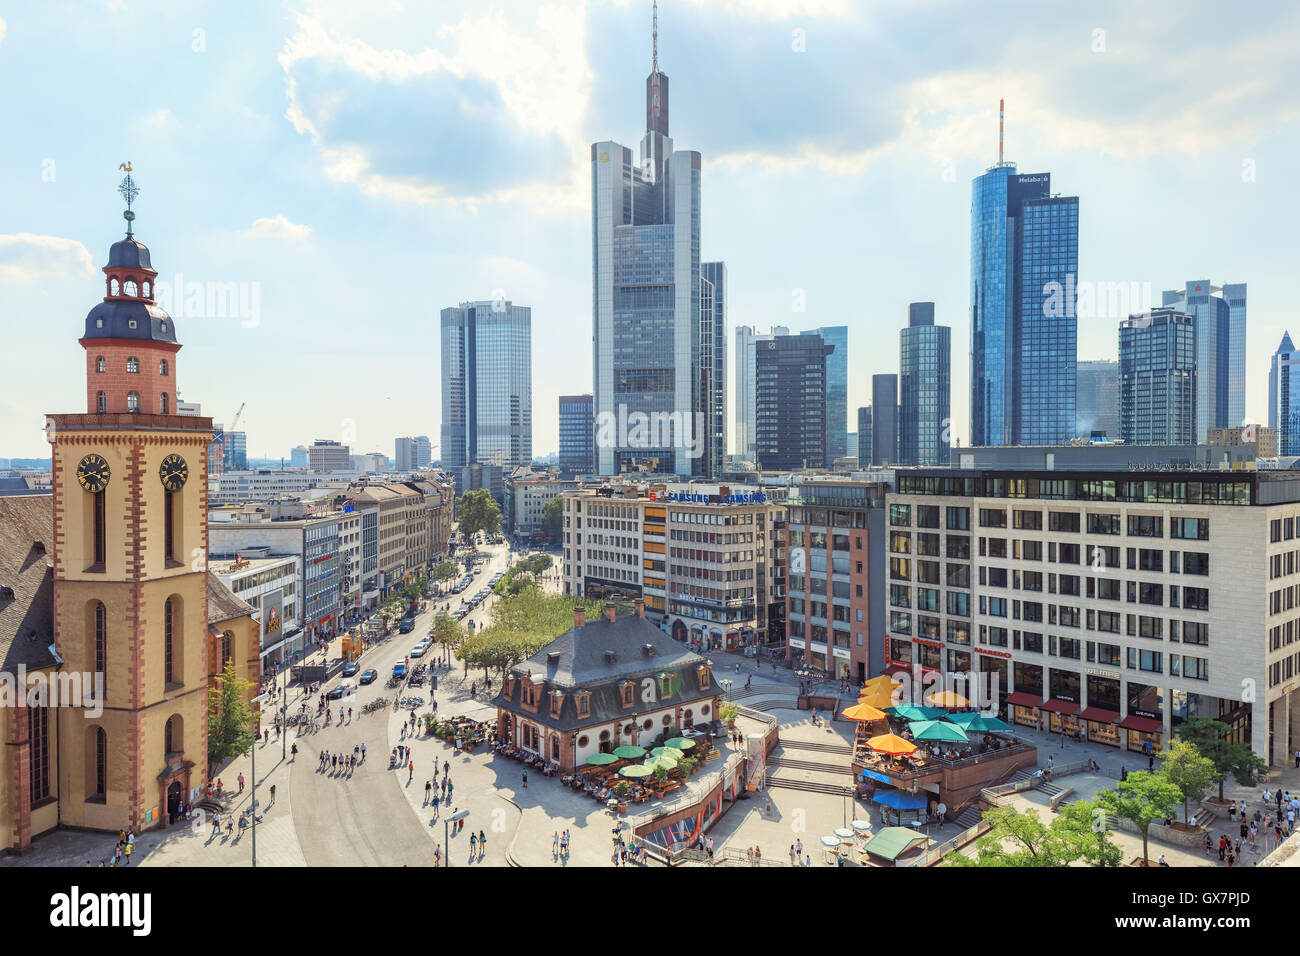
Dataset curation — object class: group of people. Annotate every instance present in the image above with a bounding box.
[319,745,365,775]
[552,829,574,861]
[788,839,814,867]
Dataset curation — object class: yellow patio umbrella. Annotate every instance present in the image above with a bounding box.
[858,675,900,710]
[866,733,917,756]
[841,702,887,722]
[925,689,970,709]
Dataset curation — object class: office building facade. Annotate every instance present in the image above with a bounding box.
[801,325,848,462]
[755,333,831,471]
[1118,309,1196,446]
[701,261,728,477]
[1163,281,1246,443]
[307,440,352,471]
[558,394,596,475]
[970,165,1079,446]
[1076,360,1120,439]
[1269,333,1300,457]
[871,374,899,467]
[898,303,951,466]
[440,300,533,470]
[857,406,872,467]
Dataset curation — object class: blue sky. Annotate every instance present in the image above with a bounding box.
[2,0,1298,461]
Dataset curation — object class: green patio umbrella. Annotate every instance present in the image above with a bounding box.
[644,754,679,772]
[946,713,1013,733]
[664,737,696,751]
[888,704,946,721]
[585,753,619,766]
[619,764,654,778]
[909,719,969,743]
[613,745,647,760]
[651,746,685,761]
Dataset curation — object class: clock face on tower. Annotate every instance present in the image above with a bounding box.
[159,454,188,492]
[76,454,111,493]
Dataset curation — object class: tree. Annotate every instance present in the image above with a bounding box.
[456,490,502,539]
[1097,771,1182,865]
[434,559,459,590]
[946,802,1121,867]
[1174,717,1268,802]
[378,596,404,630]
[430,610,465,660]
[208,658,254,765]
[1160,739,1218,823]
[541,494,563,541]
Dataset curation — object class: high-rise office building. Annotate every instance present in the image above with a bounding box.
[290,445,308,468]
[1269,333,1300,456]
[755,333,830,471]
[440,300,533,470]
[857,406,872,467]
[801,325,848,461]
[1119,309,1196,445]
[871,375,898,466]
[734,325,757,460]
[412,436,432,470]
[846,433,858,460]
[592,5,717,476]
[558,394,595,474]
[701,261,728,477]
[222,431,247,471]
[308,440,352,471]
[970,111,1079,446]
[1076,360,1120,439]
[898,303,951,466]
[1162,281,1246,442]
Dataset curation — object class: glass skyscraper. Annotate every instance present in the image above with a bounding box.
[1118,309,1195,445]
[558,394,595,474]
[1162,281,1247,442]
[871,374,898,466]
[592,9,717,476]
[801,325,848,461]
[1076,360,1119,439]
[970,166,1079,446]
[701,261,728,476]
[755,334,830,471]
[898,303,951,466]
[1269,333,1300,456]
[440,301,532,470]
[857,406,872,467]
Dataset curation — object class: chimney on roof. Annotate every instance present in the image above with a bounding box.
[604,601,617,623]
[634,597,645,618]
[574,606,585,628]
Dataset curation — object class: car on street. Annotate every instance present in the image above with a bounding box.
[392,661,407,679]
[398,619,414,634]
[327,682,354,700]
[410,645,427,658]
[341,662,359,677]
[359,669,378,685]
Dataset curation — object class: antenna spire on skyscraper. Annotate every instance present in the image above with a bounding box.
[652,0,659,74]
[999,98,1005,165]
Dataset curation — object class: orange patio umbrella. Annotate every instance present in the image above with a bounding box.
[841,702,887,722]
[925,689,970,709]
[867,733,917,756]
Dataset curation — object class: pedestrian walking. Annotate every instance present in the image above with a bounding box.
[409,760,415,782]
[238,772,245,793]
[269,784,276,805]
[523,767,528,788]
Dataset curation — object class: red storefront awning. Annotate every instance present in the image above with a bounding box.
[1004,692,1042,707]
[1117,714,1163,734]
[883,663,912,676]
[1077,707,1120,724]
[1040,698,1080,715]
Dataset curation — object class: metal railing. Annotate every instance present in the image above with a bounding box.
[897,818,993,867]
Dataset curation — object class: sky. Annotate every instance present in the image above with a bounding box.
[2,0,1298,461]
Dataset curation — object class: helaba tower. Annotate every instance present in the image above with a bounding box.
[591,2,723,476]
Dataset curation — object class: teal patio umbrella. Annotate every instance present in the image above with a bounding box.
[947,713,1013,733]
[908,719,969,743]
[887,704,945,721]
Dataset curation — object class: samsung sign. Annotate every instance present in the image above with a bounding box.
[665,491,768,504]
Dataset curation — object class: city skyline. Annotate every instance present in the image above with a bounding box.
[3,1,1299,460]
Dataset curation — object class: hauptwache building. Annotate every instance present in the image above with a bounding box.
[0,190,258,852]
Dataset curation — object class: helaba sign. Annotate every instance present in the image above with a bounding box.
[1017,175,1047,185]
[665,491,767,504]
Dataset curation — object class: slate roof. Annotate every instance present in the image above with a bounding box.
[207,572,256,625]
[495,613,715,732]
[82,299,177,343]
[0,496,59,671]
[107,236,154,270]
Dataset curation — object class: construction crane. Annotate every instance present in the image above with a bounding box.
[210,402,247,473]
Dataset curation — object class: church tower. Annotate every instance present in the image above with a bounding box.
[48,170,214,832]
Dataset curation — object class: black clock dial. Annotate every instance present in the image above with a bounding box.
[76,454,111,493]
[159,454,188,492]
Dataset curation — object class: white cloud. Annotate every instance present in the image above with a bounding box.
[135,108,173,133]
[0,234,96,282]
[239,215,313,240]
[675,0,856,18]
[0,16,7,43]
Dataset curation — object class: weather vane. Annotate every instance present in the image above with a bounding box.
[117,162,139,236]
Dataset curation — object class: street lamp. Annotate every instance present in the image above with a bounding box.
[444,808,470,866]
[250,691,270,868]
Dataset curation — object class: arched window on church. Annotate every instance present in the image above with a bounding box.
[124,279,138,297]
[96,356,106,373]
[110,278,120,296]
[164,598,176,685]
[96,391,106,413]
[126,391,140,413]
[159,359,168,376]
[126,356,139,373]
[160,393,168,414]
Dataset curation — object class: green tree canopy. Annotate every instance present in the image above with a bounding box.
[946,802,1121,867]
[208,658,254,765]
[430,610,466,658]
[1173,717,1268,801]
[1097,771,1183,865]
[456,489,503,538]
[1160,739,1218,822]
[456,589,603,678]
[434,559,459,584]
[541,494,563,540]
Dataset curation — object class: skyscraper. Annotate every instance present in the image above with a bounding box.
[801,325,848,461]
[970,106,1079,446]
[898,303,950,465]
[871,374,898,466]
[701,261,728,477]
[592,4,717,476]
[755,334,830,471]
[558,394,595,474]
[222,430,247,470]
[1269,333,1300,456]
[1118,309,1196,445]
[733,325,757,460]
[857,406,872,467]
[1162,281,1246,442]
[440,300,532,470]
[1076,360,1119,439]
